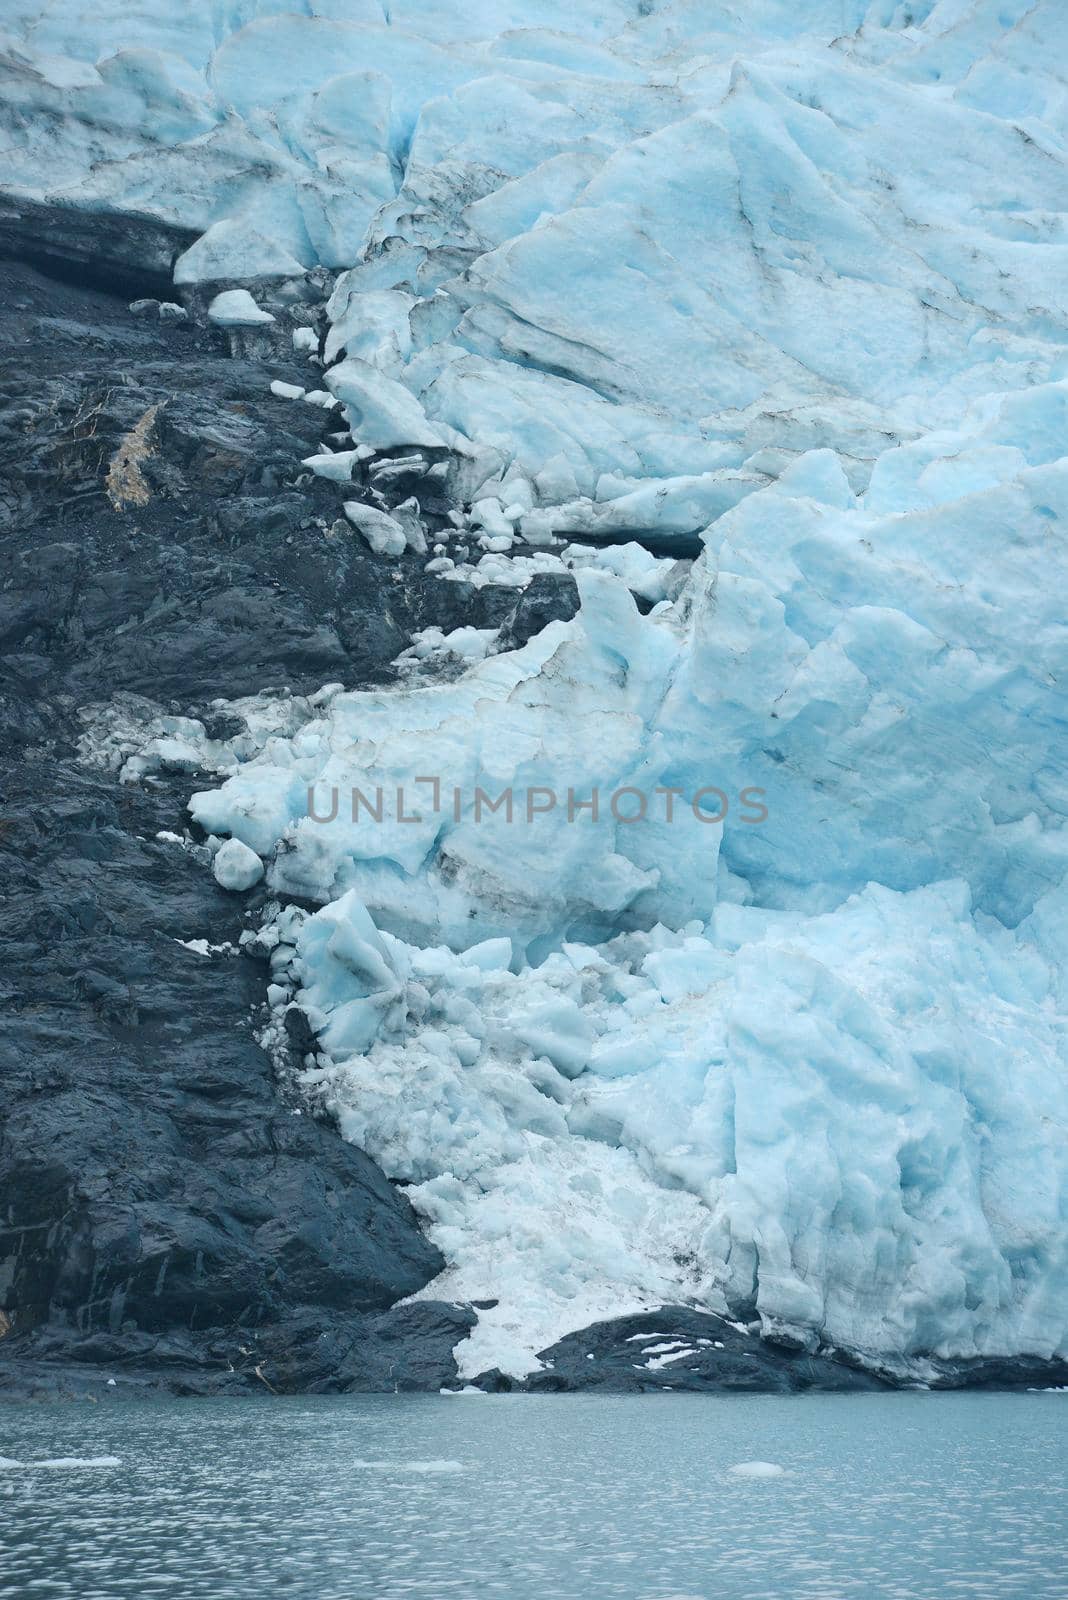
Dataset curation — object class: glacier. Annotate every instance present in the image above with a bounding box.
[8,0,1067,1381]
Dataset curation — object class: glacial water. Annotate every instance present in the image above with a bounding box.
[0,1393,1064,1599]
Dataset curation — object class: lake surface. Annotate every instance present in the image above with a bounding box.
[0,1393,1065,1599]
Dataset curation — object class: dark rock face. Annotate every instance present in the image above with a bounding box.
[0,247,504,1396]
[0,196,197,301]
[0,1302,478,1401]
[473,1310,889,1394]
[469,1309,1068,1394]
[0,279,509,709]
[497,572,580,651]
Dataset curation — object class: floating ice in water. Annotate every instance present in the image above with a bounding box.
[351,1459,465,1473]
[0,1456,123,1470]
[728,1462,785,1479]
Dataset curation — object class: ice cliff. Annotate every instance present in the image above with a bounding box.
[7,0,1066,1380]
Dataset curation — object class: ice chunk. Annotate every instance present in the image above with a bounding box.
[177,220,308,285]
[343,502,409,557]
[459,938,513,972]
[396,625,498,668]
[302,450,363,482]
[212,838,265,891]
[729,1462,785,1479]
[207,290,275,327]
[327,359,448,450]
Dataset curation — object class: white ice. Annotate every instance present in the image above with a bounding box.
[207,289,275,327]
[212,838,265,892]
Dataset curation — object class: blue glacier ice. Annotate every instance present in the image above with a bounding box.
[12,0,1067,1378]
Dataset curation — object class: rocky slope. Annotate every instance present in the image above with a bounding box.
[0,242,487,1396]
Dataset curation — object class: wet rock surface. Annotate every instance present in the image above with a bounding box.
[0,245,503,1397]
[0,197,197,301]
[472,1310,1068,1394]
[476,1310,889,1394]
[497,572,580,652]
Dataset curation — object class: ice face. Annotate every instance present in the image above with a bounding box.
[257,870,1068,1380]
[17,0,1068,1375]
[184,497,1068,1376]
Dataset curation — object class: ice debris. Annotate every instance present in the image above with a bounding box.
[207,289,275,327]
[212,838,265,892]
